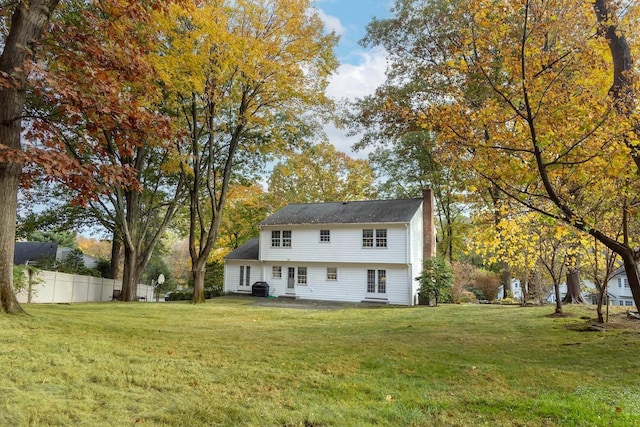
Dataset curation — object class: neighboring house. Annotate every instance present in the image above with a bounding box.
[13,242,98,269]
[223,189,436,306]
[499,269,637,308]
[607,266,637,307]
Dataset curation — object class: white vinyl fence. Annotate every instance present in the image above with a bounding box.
[16,270,155,304]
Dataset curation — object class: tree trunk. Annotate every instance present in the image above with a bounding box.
[595,280,606,323]
[109,233,122,279]
[553,283,563,314]
[620,251,640,311]
[500,263,511,299]
[0,0,60,314]
[563,268,586,304]
[0,166,23,314]
[120,245,143,301]
[191,263,206,304]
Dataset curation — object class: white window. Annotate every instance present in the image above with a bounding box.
[618,278,622,288]
[327,267,337,281]
[271,230,281,247]
[367,269,386,294]
[363,229,387,248]
[625,279,629,288]
[282,230,292,247]
[297,267,307,285]
[271,230,291,247]
[272,266,282,279]
[625,300,634,306]
[363,229,374,247]
[320,229,330,242]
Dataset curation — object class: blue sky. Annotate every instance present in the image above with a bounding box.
[313,1,394,156]
[315,0,392,64]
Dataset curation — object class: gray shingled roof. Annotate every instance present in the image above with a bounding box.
[260,198,423,226]
[14,242,58,265]
[225,238,259,260]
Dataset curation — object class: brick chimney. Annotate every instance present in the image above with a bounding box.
[423,187,435,259]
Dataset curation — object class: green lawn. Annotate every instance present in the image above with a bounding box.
[1,297,639,426]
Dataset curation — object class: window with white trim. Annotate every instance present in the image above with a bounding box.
[271,230,281,247]
[282,230,292,247]
[271,230,292,248]
[297,267,307,284]
[363,229,387,248]
[327,267,337,281]
[363,229,374,247]
[320,229,330,242]
[272,266,282,279]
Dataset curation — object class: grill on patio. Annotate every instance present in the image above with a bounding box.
[251,281,270,297]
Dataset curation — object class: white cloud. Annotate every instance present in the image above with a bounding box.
[314,8,346,36]
[324,46,388,158]
[326,46,387,100]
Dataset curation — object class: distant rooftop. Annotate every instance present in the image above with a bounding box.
[260,198,423,226]
[14,241,58,265]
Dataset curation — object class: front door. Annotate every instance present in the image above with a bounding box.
[287,267,295,293]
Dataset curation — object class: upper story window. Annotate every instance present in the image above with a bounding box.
[363,229,387,248]
[271,230,292,248]
[320,229,330,242]
[363,229,374,247]
[282,230,292,247]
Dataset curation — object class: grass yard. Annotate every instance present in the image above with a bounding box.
[1,296,639,426]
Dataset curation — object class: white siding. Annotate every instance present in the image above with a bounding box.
[260,224,409,265]
[224,261,264,293]
[259,262,413,305]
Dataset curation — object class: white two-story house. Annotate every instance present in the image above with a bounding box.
[223,189,436,306]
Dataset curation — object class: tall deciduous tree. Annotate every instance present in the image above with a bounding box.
[0,0,60,314]
[154,0,338,303]
[267,142,376,208]
[30,1,185,301]
[363,0,640,308]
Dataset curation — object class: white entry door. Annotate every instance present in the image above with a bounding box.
[287,267,295,293]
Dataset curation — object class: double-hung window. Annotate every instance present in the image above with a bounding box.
[326,267,337,281]
[282,230,292,247]
[272,266,282,279]
[297,267,307,285]
[363,229,374,247]
[363,229,387,248]
[271,230,292,248]
[271,231,281,247]
[320,230,330,242]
